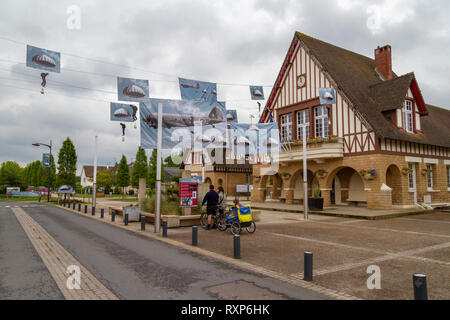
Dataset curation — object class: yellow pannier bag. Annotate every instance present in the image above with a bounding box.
[237,205,252,223]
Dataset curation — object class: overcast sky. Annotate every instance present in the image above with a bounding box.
[0,0,449,174]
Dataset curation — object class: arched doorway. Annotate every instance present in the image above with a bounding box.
[290,169,314,204]
[386,164,403,206]
[327,167,366,206]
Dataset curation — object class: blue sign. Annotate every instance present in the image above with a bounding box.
[140,99,227,150]
[42,153,51,167]
[12,191,40,197]
[26,45,61,73]
[110,103,137,122]
[117,77,149,102]
[226,110,238,123]
[319,88,336,105]
[249,86,265,100]
[179,78,217,103]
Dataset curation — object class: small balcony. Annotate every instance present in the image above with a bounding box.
[279,136,344,163]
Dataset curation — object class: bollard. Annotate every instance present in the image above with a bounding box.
[233,235,240,259]
[141,217,146,231]
[84,205,87,214]
[192,226,198,246]
[111,210,115,222]
[100,208,104,219]
[162,220,168,237]
[304,252,313,281]
[78,203,81,212]
[63,201,66,207]
[73,202,75,210]
[413,274,428,300]
[124,213,129,226]
[92,206,95,216]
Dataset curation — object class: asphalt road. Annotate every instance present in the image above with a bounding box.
[0,202,329,300]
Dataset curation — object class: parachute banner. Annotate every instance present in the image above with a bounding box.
[117,77,150,102]
[249,85,264,100]
[110,103,137,122]
[318,88,336,105]
[226,110,238,123]
[179,78,217,103]
[229,122,280,157]
[140,99,227,150]
[26,45,61,73]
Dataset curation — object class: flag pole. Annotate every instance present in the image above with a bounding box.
[155,102,163,233]
[303,125,308,220]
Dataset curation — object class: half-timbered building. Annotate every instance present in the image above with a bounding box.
[253,32,450,209]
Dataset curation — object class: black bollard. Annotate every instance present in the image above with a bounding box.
[124,213,129,226]
[84,204,87,214]
[413,274,428,300]
[141,217,145,231]
[162,220,168,237]
[304,252,313,281]
[63,201,66,207]
[73,202,75,210]
[92,206,95,216]
[111,210,115,222]
[100,208,104,219]
[192,226,198,246]
[234,235,240,259]
[78,203,81,212]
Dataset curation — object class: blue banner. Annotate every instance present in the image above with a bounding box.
[57,185,74,194]
[140,99,227,150]
[42,153,50,167]
[26,45,61,73]
[117,77,149,102]
[226,110,238,123]
[110,103,137,122]
[249,85,265,100]
[230,122,280,155]
[319,88,336,105]
[179,78,217,103]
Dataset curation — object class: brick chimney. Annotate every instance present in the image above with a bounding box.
[374,45,393,80]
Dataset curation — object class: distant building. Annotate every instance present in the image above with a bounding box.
[80,164,118,187]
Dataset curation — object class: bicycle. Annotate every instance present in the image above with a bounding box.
[200,206,224,230]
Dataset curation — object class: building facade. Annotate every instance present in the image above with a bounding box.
[252,32,450,210]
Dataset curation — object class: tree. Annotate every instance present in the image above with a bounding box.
[0,161,23,191]
[164,151,183,168]
[57,138,77,187]
[97,169,115,193]
[148,149,165,188]
[131,146,148,188]
[116,155,130,196]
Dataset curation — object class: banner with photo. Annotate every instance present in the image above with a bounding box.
[42,153,51,167]
[140,99,227,150]
[26,45,61,73]
[229,122,280,157]
[226,110,238,123]
[318,88,336,105]
[117,77,149,102]
[249,85,265,100]
[110,103,137,122]
[179,77,217,103]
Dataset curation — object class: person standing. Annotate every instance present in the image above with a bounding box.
[217,186,227,217]
[201,185,219,229]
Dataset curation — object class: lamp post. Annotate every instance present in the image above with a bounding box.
[32,140,52,203]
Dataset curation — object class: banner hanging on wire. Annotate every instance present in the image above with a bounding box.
[249,85,264,100]
[318,88,336,105]
[230,122,280,157]
[110,103,137,122]
[226,110,238,123]
[179,78,217,103]
[117,77,149,102]
[26,45,61,73]
[140,99,227,150]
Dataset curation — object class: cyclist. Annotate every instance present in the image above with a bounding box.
[201,184,219,229]
[217,186,227,218]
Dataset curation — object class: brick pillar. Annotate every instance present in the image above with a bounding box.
[318,177,330,207]
[285,189,294,204]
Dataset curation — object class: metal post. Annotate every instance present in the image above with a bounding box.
[84,204,87,214]
[101,208,104,219]
[92,206,95,216]
[413,274,428,300]
[73,202,75,210]
[111,210,115,222]
[304,252,313,281]
[154,102,163,233]
[162,220,167,237]
[303,125,308,220]
[192,226,198,246]
[78,203,81,212]
[141,216,146,231]
[124,213,128,226]
[48,140,52,203]
[233,235,240,259]
[93,136,98,209]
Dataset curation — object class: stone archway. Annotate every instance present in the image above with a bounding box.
[326,166,366,205]
[386,164,403,206]
[289,169,314,204]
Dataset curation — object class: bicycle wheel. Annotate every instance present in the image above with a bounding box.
[217,216,227,231]
[231,221,241,235]
[246,221,256,234]
[200,213,209,230]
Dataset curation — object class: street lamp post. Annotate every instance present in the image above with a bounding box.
[32,140,52,203]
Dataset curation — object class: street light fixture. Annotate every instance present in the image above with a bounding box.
[32,140,52,203]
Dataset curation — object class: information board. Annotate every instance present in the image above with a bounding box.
[179,178,198,207]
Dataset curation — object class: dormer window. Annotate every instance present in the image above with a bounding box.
[402,100,413,133]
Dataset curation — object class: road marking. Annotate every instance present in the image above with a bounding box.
[398,217,450,224]
[12,207,118,300]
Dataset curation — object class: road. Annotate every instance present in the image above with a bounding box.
[0,202,329,300]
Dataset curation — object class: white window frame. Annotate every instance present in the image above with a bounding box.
[280,114,292,142]
[426,164,434,191]
[314,105,329,138]
[297,109,310,140]
[402,100,413,133]
[408,163,416,191]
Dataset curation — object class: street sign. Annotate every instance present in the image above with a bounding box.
[42,153,51,167]
[179,179,198,207]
